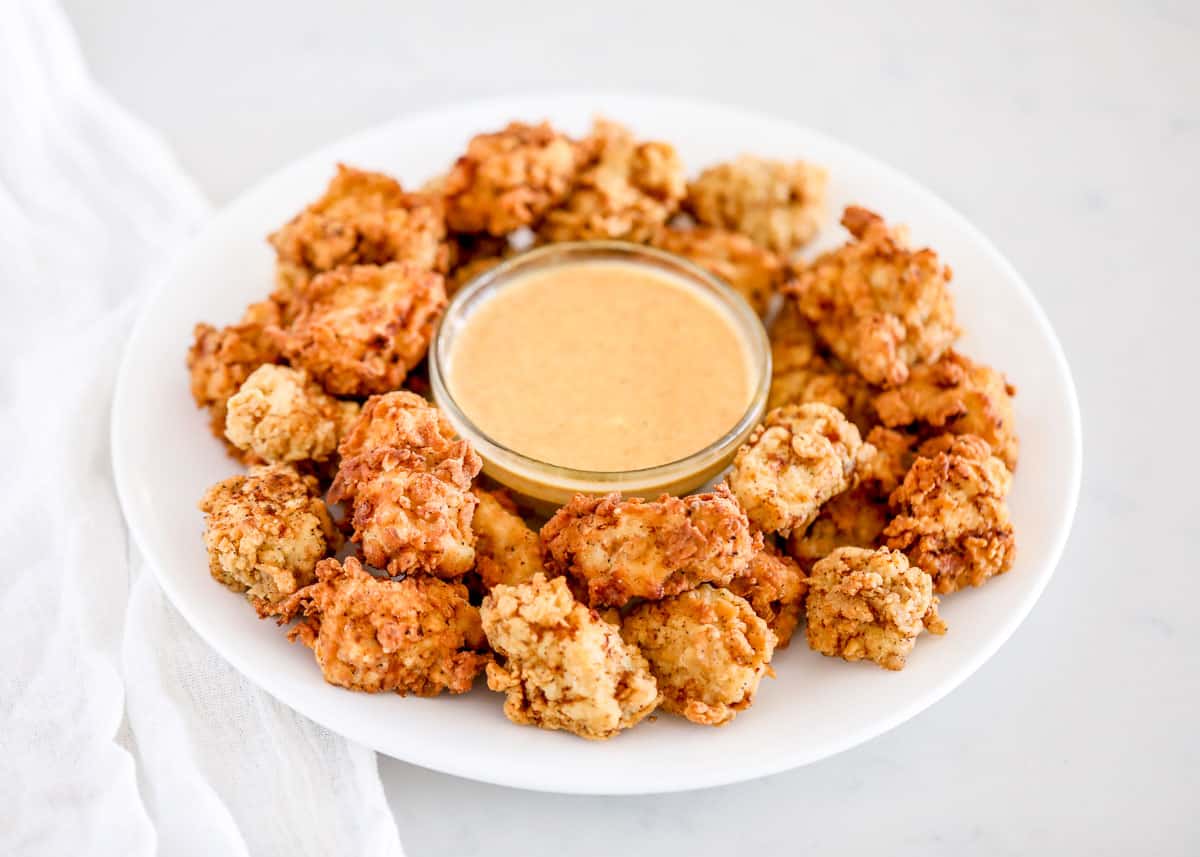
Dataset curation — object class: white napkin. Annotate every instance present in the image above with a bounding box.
[0,3,405,855]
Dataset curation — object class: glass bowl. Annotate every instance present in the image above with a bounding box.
[429,241,771,510]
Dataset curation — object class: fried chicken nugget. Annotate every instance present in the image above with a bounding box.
[188,300,284,447]
[651,226,784,317]
[538,119,686,243]
[622,585,775,726]
[481,574,659,740]
[442,122,587,235]
[685,155,828,254]
[199,464,336,613]
[884,434,1015,593]
[805,546,945,671]
[224,364,360,463]
[278,556,488,696]
[472,488,544,589]
[728,542,808,647]
[337,390,456,460]
[730,403,874,537]
[275,262,447,396]
[873,349,1019,470]
[540,484,760,607]
[788,207,959,388]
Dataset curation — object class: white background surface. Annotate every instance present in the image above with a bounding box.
[63,1,1199,854]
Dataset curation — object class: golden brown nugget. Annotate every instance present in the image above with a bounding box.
[728,542,808,647]
[224,364,360,463]
[442,121,586,235]
[337,390,457,461]
[541,484,760,607]
[873,349,1018,470]
[199,464,336,613]
[686,155,828,254]
[481,574,658,740]
[651,226,784,317]
[622,585,775,726]
[278,557,488,696]
[539,119,685,243]
[885,434,1015,593]
[188,300,284,447]
[730,403,874,537]
[805,546,945,671]
[275,262,447,396]
[788,206,959,388]
[472,488,544,589]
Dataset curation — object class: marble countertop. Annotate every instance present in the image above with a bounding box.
[64,1,1199,853]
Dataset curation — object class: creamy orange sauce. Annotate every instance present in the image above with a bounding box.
[448,260,755,472]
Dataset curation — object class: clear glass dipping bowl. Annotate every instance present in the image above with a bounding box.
[429,241,771,510]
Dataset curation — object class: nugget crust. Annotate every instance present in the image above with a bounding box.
[276,262,447,396]
[541,485,760,607]
[652,226,784,316]
[730,403,873,536]
[728,543,808,647]
[279,557,488,696]
[337,390,457,460]
[884,434,1015,593]
[686,156,828,253]
[481,574,659,740]
[622,585,775,726]
[472,489,545,589]
[805,546,945,671]
[873,349,1018,470]
[199,464,336,611]
[789,206,959,388]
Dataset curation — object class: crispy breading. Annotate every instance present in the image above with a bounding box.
[873,349,1018,470]
[730,403,874,536]
[442,122,585,235]
[481,574,658,740]
[224,364,360,463]
[685,155,828,254]
[622,585,775,726]
[789,426,918,568]
[329,444,481,578]
[767,301,877,429]
[445,233,511,294]
[805,546,945,671]
[199,464,336,613]
[728,542,808,647]
[651,226,784,317]
[788,207,959,388]
[337,390,457,460]
[278,557,488,696]
[884,434,1015,593]
[538,119,685,243]
[472,488,544,589]
[540,485,760,607]
[188,300,284,447]
[275,262,447,396]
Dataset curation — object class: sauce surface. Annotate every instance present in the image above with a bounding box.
[448,260,755,472]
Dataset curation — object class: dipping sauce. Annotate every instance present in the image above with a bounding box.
[447,260,756,472]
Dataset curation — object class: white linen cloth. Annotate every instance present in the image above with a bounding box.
[0,3,405,854]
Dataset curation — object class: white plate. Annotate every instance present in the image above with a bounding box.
[111,93,1081,795]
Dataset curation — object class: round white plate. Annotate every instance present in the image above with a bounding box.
[112,93,1081,795]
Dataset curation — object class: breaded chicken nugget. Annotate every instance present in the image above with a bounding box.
[652,226,784,317]
[442,122,586,235]
[481,574,658,740]
[728,542,808,647]
[275,262,447,396]
[472,488,544,589]
[622,585,775,726]
[538,119,685,243]
[788,207,959,388]
[199,464,336,613]
[278,557,488,696]
[224,364,360,463]
[730,403,874,537]
[541,484,760,607]
[884,434,1015,593]
[805,546,945,671]
[873,349,1018,470]
[686,155,828,254]
[337,390,457,460]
